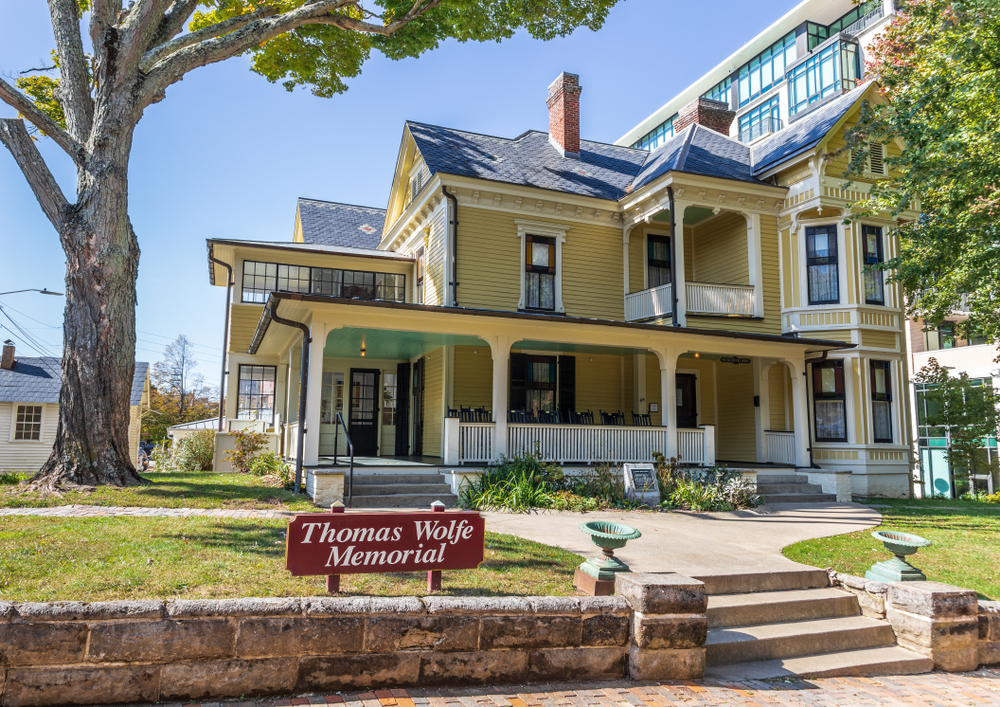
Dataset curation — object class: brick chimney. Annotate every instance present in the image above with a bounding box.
[674,96,736,136]
[547,72,582,159]
[1,340,14,370]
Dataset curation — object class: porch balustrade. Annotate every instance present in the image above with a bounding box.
[624,283,673,322]
[764,430,796,465]
[286,422,299,460]
[685,282,755,316]
[677,428,707,465]
[459,422,495,463]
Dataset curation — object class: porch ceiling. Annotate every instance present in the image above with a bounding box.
[324,327,485,360]
[515,340,650,357]
[650,206,724,226]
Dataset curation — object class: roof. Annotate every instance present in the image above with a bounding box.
[297,198,386,249]
[0,358,148,405]
[751,84,869,175]
[168,417,218,432]
[630,124,767,192]
[407,121,649,201]
[207,238,412,261]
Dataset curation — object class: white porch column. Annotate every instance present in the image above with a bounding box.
[756,359,772,463]
[655,348,680,459]
[490,336,513,460]
[303,321,327,467]
[672,201,690,327]
[746,213,765,318]
[784,357,811,468]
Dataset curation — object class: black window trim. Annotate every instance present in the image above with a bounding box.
[862,224,885,306]
[524,234,556,312]
[806,225,840,306]
[812,359,848,443]
[241,259,406,305]
[870,359,893,444]
[237,363,278,425]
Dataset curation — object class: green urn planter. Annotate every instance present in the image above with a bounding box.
[577,521,642,581]
[865,530,932,582]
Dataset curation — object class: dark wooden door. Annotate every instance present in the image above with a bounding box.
[676,373,698,428]
[394,362,410,457]
[411,359,424,457]
[349,369,380,456]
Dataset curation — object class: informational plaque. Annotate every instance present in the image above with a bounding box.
[623,463,660,505]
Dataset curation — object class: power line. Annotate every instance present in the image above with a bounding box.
[0,307,58,357]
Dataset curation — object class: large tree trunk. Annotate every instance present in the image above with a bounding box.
[31,114,144,490]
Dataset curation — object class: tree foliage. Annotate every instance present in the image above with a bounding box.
[843,0,1000,341]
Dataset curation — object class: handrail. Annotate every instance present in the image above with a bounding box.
[332,412,356,507]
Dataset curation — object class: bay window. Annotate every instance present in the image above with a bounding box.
[806,225,840,305]
[813,360,847,442]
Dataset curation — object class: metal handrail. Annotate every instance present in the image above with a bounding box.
[332,412,355,507]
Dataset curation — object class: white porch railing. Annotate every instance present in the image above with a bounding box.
[459,422,494,463]
[677,428,706,465]
[286,422,299,460]
[508,424,668,464]
[686,282,755,316]
[625,283,673,322]
[765,430,796,465]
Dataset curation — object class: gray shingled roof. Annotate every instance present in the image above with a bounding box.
[751,84,868,175]
[297,198,386,249]
[0,358,148,405]
[407,122,649,201]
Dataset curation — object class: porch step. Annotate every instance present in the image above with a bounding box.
[347,493,458,509]
[754,474,807,485]
[350,473,451,485]
[704,646,934,681]
[762,493,838,504]
[757,482,825,495]
[694,569,830,595]
[347,483,454,497]
[707,588,860,628]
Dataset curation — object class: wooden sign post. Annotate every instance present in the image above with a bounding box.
[285,506,486,594]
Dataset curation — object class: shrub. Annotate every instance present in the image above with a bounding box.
[0,471,28,485]
[151,441,177,472]
[175,429,215,471]
[560,463,627,505]
[655,460,760,512]
[225,429,269,474]
[460,450,557,512]
[986,492,1000,504]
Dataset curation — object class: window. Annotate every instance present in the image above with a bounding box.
[13,405,42,441]
[870,360,892,443]
[703,76,732,106]
[242,260,405,303]
[923,323,958,351]
[647,235,672,288]
[237,365,276,424]
[862,225,885,305]
[813,360,847,441]
[788,40,860,116]
[806,225,840,304]
[242,261,277,304]
[321,371,345,424]
[737,33,796,107]
[382,373,397,425]
[415,248,425,304]
[277,264,311,294]
[806,1,881,51]
[526,355,557,417]
[738,95,781,143]
[525,235,556,310]
[631,114,677,151]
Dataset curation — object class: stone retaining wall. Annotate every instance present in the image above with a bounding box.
[0,578,709,707]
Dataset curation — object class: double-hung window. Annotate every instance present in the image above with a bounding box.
[647,235,671,289]
[237,365,277,424]
[14,405,42,441]
[870,360,892,443]
[526,355,557,417]
[525,235,556,310]
[813,360,847,442]
[806,226,840,304]
[862,225,885,305]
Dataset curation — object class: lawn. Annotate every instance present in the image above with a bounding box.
[0,517,581,601]
[783,498,1000,600]
[0,472,317,512]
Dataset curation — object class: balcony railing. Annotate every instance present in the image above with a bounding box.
[739,116,782,144]
[625,282,672,322]
[842,4,884,37]
[686,282,756,316]
[764,431,796,465]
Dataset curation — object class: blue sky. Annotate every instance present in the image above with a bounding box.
[0,0,795,380]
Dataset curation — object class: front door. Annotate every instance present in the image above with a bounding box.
[676,373,698,428]
[349,369,380,456]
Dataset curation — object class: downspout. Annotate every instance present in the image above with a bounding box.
[442,186,459,306]
[666,186,679,327]
[268,298,311,494]
[209,255,233,433]
[803,350,830,468]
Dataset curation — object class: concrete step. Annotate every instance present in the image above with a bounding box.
[753,474,807,485]
[695,569,831,595]
[348,494,457,509]
[757,483,825,495]
[707,588,860,628]
[350,473,447,485]
[347,483,454,496]
[704,645,934,681]
[761,493,838,503]
[705,615,896,665]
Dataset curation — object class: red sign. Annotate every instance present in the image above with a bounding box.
[285,510,486,576]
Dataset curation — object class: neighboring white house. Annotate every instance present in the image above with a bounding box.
[0,341,150,473]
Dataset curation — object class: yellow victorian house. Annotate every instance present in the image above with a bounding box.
[207,72,914,504]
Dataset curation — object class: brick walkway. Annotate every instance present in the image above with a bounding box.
[0,504,294,519]
[123,670,1000,707]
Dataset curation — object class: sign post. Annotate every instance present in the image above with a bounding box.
[428,501,445,592]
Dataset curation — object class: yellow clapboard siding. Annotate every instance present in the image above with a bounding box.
[561,221,625,320]
[715,362,756,462]
[425,208,448,307]
[776,161,811,186]
[677,357,716,426]
[456,206,521,311]
[768,363,787,431]
[453,346,492,410]
[422,347,444,457]
[229,304,265,353]
[759,214,782,333]
[645,355,662,427]
[805,329,852,342]
[628,230,645,293]
[861,330,899,350]
[692,212,749,285]
[567,354,624,417]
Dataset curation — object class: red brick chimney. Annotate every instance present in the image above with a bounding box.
[547,72,582,159]
[674,96,736,136]
[1,341,14,370]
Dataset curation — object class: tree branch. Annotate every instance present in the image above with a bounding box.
[46,0,95,141]
[118,0,182,78]
[0,77,84,160]
[146,0,201,52]
[0,118,70,229]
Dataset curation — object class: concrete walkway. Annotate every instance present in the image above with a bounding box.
[483,502,882,576]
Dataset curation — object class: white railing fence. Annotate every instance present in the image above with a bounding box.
[459,422,494,463]
[686,282,755,316]
[625,283,673,322]
[508,424,669,464]
[765,430,796,465]
[286,422,299,461]
[677,429,706,465]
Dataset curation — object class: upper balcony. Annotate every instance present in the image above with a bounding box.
[626,282,756,321]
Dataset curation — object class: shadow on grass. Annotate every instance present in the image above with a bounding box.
[149,522,288,558]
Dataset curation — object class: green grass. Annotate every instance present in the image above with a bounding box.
[0,472,317,512]
[783,498,1000,600]
[0,517,581,601]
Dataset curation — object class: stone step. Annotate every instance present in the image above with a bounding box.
[757,483,825,495]
[346,483,454,496]
[704,645,934,681]
[347,494,458,509]
[349,473,448,485]
[753,474,808,485]
[705,615,896,665]
[707,588,860,628]
[695,569,831,595]
[762,493,838,504]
